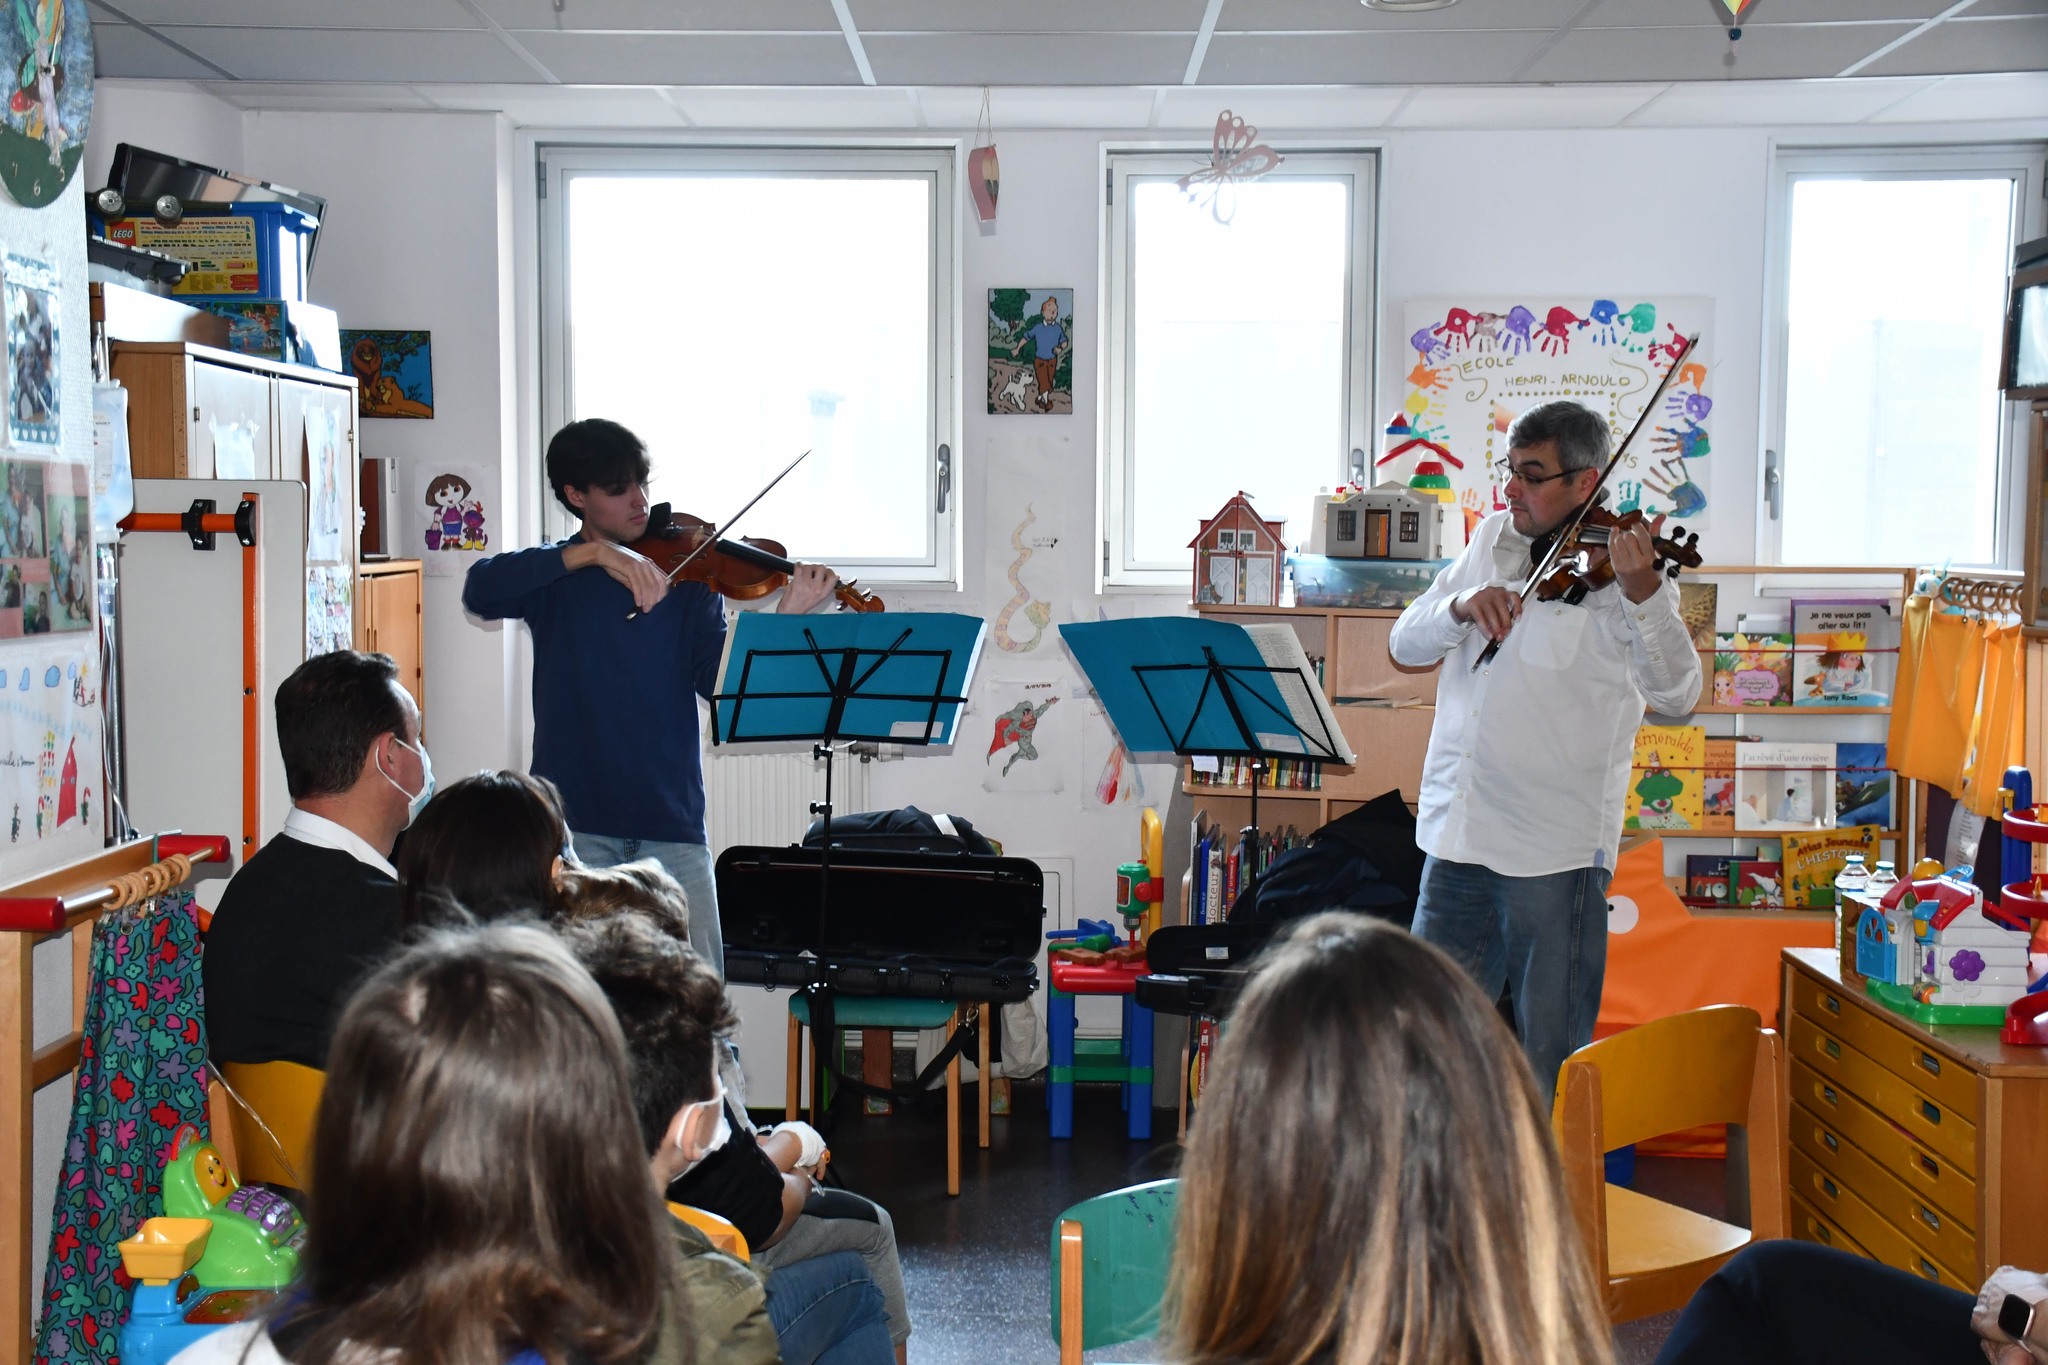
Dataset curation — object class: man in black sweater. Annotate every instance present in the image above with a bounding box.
[203,650,431,1070]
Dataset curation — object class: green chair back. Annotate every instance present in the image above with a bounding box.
[1049,1177,1178,1355]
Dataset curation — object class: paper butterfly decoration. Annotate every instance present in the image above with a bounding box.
[1176,110,1283,225]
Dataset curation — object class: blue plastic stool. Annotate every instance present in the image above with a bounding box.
[1047,982,1154,1142]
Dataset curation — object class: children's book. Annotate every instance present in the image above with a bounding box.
[1714,631,1793,708]
[1685,854,1734,905]
[1679,581,1718,653]
[1735,741,1837,831]
[1732,860,1784,908]
[1834,742,1893,830]
[1623,724,1706,831]
[1792,599,1899,707]
[1702,737,1738,833]
[1781,825,1884,909]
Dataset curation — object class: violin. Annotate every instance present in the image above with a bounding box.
[1530,506,1702,606]
[625,503,884,614]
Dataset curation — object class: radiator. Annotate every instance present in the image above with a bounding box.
[704,748,874,855]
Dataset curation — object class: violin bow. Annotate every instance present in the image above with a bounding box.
[659,447,812,588]
[1472,333,1698,672]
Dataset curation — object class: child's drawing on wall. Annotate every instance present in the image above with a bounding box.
[424,471,488,553]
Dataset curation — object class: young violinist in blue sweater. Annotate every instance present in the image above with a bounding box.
[463,418,834,976]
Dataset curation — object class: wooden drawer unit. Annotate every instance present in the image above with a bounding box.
[1782,949,2048,1285]
[1789,1057,1976,1238]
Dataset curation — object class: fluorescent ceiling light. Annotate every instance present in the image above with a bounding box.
[1362,0,1461,10]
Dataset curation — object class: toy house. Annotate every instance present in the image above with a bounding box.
[1853,890,1920,985]
[1894,877,2032,1008]
[1323,481,1443,562]
[1191,492,1287,606]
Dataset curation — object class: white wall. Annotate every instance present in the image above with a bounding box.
[84,81,244,192]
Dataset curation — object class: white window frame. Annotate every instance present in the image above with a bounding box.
[1101,148,1379,589]
[1758,142,2043,571]
[537,143,959,584]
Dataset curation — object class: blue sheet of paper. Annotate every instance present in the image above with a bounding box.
[714,610,986,745]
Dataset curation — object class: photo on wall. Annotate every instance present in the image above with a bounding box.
[42,461,89,633]
[5,254,60,446]
[987,288,1073,415]
[342,329,434,419]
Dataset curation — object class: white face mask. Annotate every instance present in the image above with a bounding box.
[380,736,435,827]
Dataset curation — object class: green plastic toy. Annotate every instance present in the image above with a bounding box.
[159,1123,304,1289]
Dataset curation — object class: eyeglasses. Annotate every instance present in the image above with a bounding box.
[1493,460,1579,487]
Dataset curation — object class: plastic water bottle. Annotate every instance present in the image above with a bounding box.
[1833,854,1870,956]
[1867,860,1899,907]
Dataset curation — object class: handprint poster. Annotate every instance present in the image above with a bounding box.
[1387,299,1714,535]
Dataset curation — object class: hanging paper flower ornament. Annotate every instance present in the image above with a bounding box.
[1722,0,1758,40]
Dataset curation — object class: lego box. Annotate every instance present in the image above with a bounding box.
[1288,554,1449,610]
[100,202,314,301]
[195,298,342,372]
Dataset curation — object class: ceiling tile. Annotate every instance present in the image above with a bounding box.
[1623,75,1938,124]
[474,0,838,31]
[515,32,863,83]
[1858,15,2048,77]
[1395,82,1670,126]
[91,20,229,78]
[672,86,923,127]
[150,25,546,82]
[1201,29,1545,84]
[199,82,440,111]
[914,85,1161,126]
[863,33,1193,85]
[1519,20,1917,82]
[1218,0,1586,32]
[1150,84,1412,127]
[1589,0,1956,22]
[849,0,1208,32]
[99,0,478,27]
[1869,70,2048,120]
[1967,0,2048,15]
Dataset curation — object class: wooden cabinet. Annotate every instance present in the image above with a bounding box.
[356,560,424,715]
[1782,948,2048,1289]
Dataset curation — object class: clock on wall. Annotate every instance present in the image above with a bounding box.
[0,0,93,210]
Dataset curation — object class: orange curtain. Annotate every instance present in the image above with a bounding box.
[1888,595,1987,795]
[1963,622,2026,817]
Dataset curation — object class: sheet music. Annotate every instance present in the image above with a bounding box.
[1242,623,1357,765]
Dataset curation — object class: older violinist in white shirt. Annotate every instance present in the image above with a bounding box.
[1389,400,1701,1105]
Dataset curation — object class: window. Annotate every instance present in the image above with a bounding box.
[1763,146,2041,568]
[1103,151,1377,586]
[1335,509,1356,541]
[539,146,957,581]
[1399,510,1420,542]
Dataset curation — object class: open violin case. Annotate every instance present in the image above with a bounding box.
[716,845,1044,1002]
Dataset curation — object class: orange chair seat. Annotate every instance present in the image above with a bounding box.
[1604,1185,1749,1281]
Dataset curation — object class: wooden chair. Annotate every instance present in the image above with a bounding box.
[1552,1004,1786,1323]
[667,1201,751,1262]
[216,1060,326,1192]
[1051,1178,1178,1365]
[785,994,991,1197]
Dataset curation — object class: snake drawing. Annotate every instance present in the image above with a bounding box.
[993,503,1052,652]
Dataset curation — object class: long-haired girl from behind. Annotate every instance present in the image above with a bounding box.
[184,921,689,1365]
[1165,912,1612,1365]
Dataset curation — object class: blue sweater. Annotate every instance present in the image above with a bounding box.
[463,540,726,845]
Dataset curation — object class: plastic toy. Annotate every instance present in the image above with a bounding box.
[1116,809,1165,942]
[2005,992,2048,1046]
[1905,877,2030,1008]
[160,1123,305,1288]
[117,1217,279,1365]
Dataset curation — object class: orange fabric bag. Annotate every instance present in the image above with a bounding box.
[1888,595,1985,795]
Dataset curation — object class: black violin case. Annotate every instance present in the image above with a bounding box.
[716,845,1043,1002]
[1132,920,1279,1017]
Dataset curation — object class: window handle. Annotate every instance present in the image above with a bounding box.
[1348,447,1366,485]
[1764,448,1782,520]
[935,443,952,514]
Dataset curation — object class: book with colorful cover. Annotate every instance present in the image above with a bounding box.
[1702,737,1738,833]
[1685,854,1735,905]
[1623,724,1706,831]
[1735,741,1837,831]
[1679,581,1718,653]
[1714,631,1794,708]
[1732,860,1785,908]
[1792,599,1899,707]
[1781,825,1883,908]
[1835,743,1893,829]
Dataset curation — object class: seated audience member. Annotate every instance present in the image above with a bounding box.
[1656,1239,2046,1364]
[1166,912,1613,1365]
[204,650,428,1069]
[395,769,572,925]
[177,921,764,1365]
[561,910,894,1365]
[556,864,912,1360]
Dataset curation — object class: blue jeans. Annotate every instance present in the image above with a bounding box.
[1410,855,1611,1106]
[763,1249,894,1365]
[571,833,723,978]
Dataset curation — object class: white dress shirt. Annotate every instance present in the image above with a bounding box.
[1388,510,1702,879]
[282,806,397,879]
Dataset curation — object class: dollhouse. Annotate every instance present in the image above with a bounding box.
[1191,492,1287,606]
[1868,877,2034,1008]
[1321,481,1443,562]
